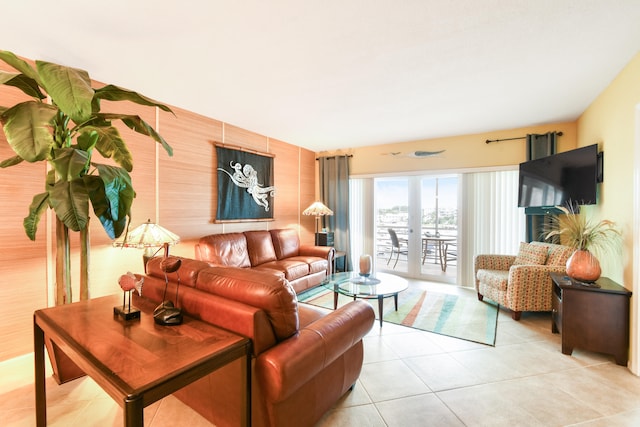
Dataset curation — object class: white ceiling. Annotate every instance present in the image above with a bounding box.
[2,1,640,151]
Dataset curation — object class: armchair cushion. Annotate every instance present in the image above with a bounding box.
[536,241,574,266]
[513,242,548,265]
[476,269,509,291]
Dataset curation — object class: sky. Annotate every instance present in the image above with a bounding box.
[375,176,458,210]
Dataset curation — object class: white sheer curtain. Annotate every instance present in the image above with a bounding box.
[459,169,526,285]
[349,178,374,271]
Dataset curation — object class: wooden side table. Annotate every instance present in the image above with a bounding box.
[333,250,347,273]
[34,294,251,427]
[550,272,631,366]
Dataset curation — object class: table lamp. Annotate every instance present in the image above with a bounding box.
[302,201,333,245]
[112,219,181,272]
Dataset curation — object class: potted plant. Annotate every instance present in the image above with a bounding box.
[544,204,621,282]
[0,50,174,304]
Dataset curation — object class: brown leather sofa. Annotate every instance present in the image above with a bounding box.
[195,228,335,293]
[134,256,374,427]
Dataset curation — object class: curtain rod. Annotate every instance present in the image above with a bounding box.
[316,154,353,160]
[485,131,563,144]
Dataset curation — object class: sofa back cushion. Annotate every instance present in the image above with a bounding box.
[270,228,300,259]
[146,257,212,288]
[196,266,299,341]
[513,242,548,265]
[244,230,277,266]
[530,241,574,266]
[197,233,251,268]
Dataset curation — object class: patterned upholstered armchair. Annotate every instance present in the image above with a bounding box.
[474,241,573,320]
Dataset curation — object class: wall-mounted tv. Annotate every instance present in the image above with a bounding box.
[518,144,599,209]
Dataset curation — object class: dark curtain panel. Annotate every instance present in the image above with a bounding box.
[525,132,558,242]
[525,132,558,161]
[319,156,351,270]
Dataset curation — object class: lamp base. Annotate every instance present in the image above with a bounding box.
[113,306,141,321]
[153,301,183,325]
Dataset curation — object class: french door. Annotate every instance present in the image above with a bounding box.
[374,175,458,283]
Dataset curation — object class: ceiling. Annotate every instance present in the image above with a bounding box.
[2,1,640,152]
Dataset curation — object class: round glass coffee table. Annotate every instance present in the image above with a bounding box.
[320,271,408,327]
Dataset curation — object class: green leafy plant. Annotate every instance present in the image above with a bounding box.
[544,204,621,256]
[0,50,173,303]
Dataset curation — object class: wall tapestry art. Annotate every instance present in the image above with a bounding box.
[215,144,276,222]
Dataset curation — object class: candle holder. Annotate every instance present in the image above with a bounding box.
[359,254,372,281]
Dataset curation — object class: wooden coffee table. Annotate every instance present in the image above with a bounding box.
[34,294,251,427]
[320,271,408,327]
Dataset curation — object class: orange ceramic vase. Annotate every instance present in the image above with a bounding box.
[566,249,601,282]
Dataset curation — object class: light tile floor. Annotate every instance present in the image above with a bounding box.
[3,282,640,426]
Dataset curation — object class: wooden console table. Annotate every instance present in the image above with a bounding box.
[34,294,251,426]
[550,272,631,366]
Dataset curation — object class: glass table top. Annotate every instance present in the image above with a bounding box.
[320,271,408,298]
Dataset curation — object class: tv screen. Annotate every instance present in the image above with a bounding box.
[518,144,598,208]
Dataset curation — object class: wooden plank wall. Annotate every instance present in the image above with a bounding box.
[0,59,317,361]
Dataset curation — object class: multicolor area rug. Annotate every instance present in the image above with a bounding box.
[298,283,498,346]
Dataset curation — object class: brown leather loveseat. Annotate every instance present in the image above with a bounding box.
[135,256,374,427]
[195,228,335,293]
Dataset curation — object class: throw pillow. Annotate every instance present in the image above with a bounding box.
[546,245,574,266]
[513,242,548,265]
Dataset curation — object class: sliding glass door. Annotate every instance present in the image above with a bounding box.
[353,168,524,287]
[374,175,458,282]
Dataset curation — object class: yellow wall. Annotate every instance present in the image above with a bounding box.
[576,52,640,373]
[577,52,640,285]
[324,123,577,176]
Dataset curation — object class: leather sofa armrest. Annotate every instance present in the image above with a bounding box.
[300,245,335,273]
[255,300,374,403]
[299,245,335,259]
[474,254,516,272]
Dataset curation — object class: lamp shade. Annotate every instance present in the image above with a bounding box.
[302,201,334,216]
[112,220,180,249]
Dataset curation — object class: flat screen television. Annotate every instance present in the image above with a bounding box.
[518,144,599,209]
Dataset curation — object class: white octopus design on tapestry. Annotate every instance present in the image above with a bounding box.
[218,161,276,211]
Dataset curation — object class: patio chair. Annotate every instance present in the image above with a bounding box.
[387,228,408,268]
[442,241,457,271]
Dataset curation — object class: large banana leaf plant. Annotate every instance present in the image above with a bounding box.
[0,50,173,304]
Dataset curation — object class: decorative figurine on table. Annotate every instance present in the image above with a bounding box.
[114,272,144,320]
[153,256,184,326]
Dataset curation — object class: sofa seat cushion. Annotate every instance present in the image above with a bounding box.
[298,302,332,328]
[251,266,286,279]
[476,269,509,292]
[513,242,548,266]
[260,259,310,281]
[286,256,328,274]
[196,266,299,341]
